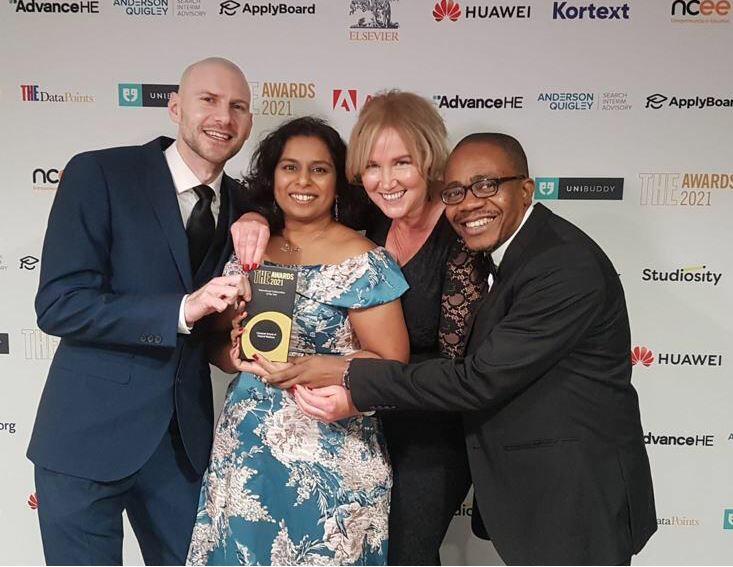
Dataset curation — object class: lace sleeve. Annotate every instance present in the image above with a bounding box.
[438,240,489,359]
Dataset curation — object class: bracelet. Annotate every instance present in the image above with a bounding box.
[341,361,352,390]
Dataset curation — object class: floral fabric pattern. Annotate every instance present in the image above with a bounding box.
[187,247,408,566]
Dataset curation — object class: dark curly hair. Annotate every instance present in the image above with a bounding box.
[244,116,371,234]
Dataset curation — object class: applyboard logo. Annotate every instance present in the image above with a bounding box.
[219,1,316,16]
[646,93,733,110]
[552,1,630,20]
[534,177,623,200]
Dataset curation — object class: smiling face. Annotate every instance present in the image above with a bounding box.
[168,60,253,173]
[444,142,534,252]
[274,136,337,225]
[360,127,430,220]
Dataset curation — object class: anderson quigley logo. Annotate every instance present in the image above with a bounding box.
[219,1,315,16]
[641,264,723,286]
[113,0,169,15]
[632,345,723,368]
[552,1,630,20]
[21,84,94,103]
[537,92,595,111]
[433,94,523,110]
[10,0,99,13]
[645,93,733,110]
[534,177,623,200]
[638,172,733,207]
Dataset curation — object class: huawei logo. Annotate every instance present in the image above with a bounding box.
[631,346,655,367]
[433,0,461,22]
[28,492,38,510]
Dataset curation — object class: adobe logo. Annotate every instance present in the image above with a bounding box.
[631,346,655,367]
[332,89,358,112]
[433,0,461,21]
[28,492,38,510]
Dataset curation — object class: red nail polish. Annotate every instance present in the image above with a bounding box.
[244,264,251,272]
[253,263,259,270]
[253,353,259,360]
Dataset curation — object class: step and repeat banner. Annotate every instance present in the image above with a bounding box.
[1,0,732,564]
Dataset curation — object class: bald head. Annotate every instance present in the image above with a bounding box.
[179,57,249,97]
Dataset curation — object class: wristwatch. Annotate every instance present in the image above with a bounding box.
[341,360,352,390]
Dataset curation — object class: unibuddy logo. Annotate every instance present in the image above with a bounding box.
[534,177,623,200]
[118,84,178,108]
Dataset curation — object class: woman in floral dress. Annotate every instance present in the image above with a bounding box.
[187,117,409,566]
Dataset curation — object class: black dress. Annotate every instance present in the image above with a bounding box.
[367,212,472,566]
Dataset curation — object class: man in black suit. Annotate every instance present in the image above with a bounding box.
[289,133,657,565]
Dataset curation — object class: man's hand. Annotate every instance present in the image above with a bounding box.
[265,355,348,390]
[231,212,270,270]
[184,275,251,326]
[292,384,360,423]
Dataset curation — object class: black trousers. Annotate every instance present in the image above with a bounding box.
[383,412,472,565]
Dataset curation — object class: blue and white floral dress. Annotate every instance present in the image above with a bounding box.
[187,247,408,566]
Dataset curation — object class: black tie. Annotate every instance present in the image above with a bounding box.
[486,254,498,291]
[186,184,215,274]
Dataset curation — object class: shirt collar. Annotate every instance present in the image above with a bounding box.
[489,203,535,268]
[164,140,223,199]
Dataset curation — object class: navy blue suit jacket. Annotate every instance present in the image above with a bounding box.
[28,137,248,482]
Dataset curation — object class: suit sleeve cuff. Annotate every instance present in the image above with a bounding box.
[178,295,192,335]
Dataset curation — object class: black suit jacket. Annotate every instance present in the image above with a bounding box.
[29,137,250,481]
[350,203,657,565]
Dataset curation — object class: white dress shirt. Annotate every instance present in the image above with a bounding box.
[164,141,225,334]
[487,203,534,290]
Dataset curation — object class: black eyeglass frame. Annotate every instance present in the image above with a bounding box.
[440,175,527,205]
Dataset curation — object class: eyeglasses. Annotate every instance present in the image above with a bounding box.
[440,175,526,205]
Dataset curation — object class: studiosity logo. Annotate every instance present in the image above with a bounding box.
[534,177,623,200]
[641,265,722,286]
[552,1,630,20]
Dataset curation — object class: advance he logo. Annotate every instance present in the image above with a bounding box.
[433,0,461,21]
[631,346,654,367]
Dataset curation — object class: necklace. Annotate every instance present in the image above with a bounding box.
[279,226,329,255]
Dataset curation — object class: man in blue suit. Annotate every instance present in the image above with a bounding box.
[28,58,266,565]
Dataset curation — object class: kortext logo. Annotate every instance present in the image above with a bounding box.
[553,1,630,20]
[534,177,624,200]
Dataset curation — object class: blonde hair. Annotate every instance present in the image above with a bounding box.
[346,90,448,189]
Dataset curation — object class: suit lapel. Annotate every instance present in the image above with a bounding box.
[462,203,552,346]
[141,137,194,291]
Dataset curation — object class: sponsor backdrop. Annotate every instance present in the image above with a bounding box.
[1,0,732,564]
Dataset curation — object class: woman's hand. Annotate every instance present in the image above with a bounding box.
[264,355,349,390]
[292,384,360,423]
[230,212,270,270]
[228,310,269,376]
